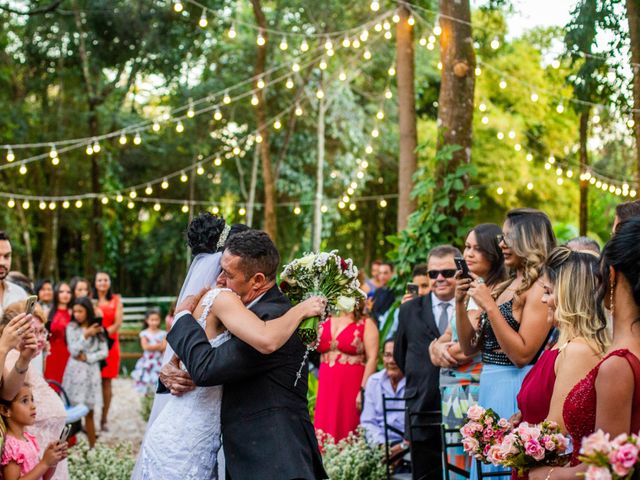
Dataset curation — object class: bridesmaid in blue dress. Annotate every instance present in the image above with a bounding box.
[456,208,556,479]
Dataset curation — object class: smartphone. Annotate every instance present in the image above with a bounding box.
[25,295,38,315]
[406,283,419,297]
[454,256,472,279]
[59,424,71,442]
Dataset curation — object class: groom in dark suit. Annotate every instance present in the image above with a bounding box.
[159,230,326,480]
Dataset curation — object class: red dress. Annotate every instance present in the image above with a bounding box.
[100,295,121,379]
[44,308,71,384]
[314,317,366,442]
[512,348,559,479]
[563,349,640,465]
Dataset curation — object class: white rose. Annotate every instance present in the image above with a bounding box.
[297,253,316,268]
[336,295,356,313]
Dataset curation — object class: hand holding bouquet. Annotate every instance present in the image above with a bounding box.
[460,405,511,463]
[580,430,640,479]
[280,251,365,345]
[493,420,571,475]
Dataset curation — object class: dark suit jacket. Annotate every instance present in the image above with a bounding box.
[393,293,441,442]
[164,285,327,480]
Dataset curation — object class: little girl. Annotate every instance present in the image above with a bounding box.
[131,308,167,393]
[0,383,67,480]
[61,297,108,448]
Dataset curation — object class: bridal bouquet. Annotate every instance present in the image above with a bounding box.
[492,420,571,475]
[579,430,640,479]
[280,251,365,345]
[460,405,511,463]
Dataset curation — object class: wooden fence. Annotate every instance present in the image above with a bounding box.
[120,296,175,363]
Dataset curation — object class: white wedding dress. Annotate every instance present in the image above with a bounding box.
[139,288,230,480]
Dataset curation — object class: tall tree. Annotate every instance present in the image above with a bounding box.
[435,0,476,228]
[627,0,640,188]
[396,2,417,232]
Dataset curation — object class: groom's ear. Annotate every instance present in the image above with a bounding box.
[251,272,267,289]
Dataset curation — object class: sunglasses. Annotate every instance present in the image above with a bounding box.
[496,234,511,246]
[427,269,457,279]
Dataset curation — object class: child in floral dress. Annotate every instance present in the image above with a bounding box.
[131,309,166,394]
[0,383,67,480]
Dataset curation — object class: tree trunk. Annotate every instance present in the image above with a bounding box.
[86,105,102,274]
[16,206,34,280]
[251,0,277,243]
[435,0,476,209]
[313,83,327,252]
[626,0,640,188]
[247,146,260,227]
[579,110,590,235]
[396,2,417,232]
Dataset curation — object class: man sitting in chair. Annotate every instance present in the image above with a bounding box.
[361,338,406,457]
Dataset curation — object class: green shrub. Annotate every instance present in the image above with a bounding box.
[68,441,135,480]
[320,428,386,480]
[140,389,154,423]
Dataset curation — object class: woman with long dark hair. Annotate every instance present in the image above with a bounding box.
[44,282,73,385]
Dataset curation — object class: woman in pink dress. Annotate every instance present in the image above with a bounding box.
[95,272,123,432]
[530,218,640,480]
[44,282,72,385]
[314,301,378,442]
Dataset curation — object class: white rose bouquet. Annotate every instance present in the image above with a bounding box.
[280,250,365,345]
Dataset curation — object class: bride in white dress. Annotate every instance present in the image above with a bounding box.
[138,287,325,479]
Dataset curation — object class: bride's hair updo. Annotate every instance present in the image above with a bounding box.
[187,213,226,255]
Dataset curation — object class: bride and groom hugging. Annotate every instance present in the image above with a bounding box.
[133,215,329,480]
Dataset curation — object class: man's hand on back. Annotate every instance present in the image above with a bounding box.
[175,287,209,316]
[159,354,196,396]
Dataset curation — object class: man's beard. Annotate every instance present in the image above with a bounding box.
[0,268,7,281]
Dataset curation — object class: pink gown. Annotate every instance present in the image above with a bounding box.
[314,317,366,442]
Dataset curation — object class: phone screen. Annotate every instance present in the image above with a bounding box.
[454,257,471,279]
[25,295,38,315]
[406,283,419,296]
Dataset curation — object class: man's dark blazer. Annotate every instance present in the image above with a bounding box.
[393,293,441,442]
[164,285,327,480]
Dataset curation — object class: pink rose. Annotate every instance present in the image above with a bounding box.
[462,437,480,454]
[524,439,546,461]
[611,433,631,448]
[483,427,496,442]
[552,434,570,453]
[499,433,519,456]
[517,423,541,443]
[581,430,612,456]
[467,405,485,421]
[487,444,504,466]
[609,443,639,477]
[585,465,613,480]
[498,418,510,429]
[485,415,494,425]
[544,438,556,451]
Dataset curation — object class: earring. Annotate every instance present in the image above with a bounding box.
[609,281,615,320]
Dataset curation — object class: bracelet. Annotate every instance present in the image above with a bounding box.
[14,362,28,375]
[545,467,555,480]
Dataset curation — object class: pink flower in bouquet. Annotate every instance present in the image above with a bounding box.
[462,436,480,454]
[524,439,546,461]
[611,433,634,449]
[482,427,496,442]
[552,434,569,453]
[467,405,485,421]
[485,415,494,425]
[581,430,612,456]
[585,465,613,480]
[488,444,505,466]
[498,418,510,429]
[516,423,542,443]
[542,435,556,452]
[499,433,519,456]
[461,421,483,437]
[608,443,639,477]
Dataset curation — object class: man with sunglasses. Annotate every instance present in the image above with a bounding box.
[394,245,461,480]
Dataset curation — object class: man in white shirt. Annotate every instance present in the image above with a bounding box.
[0,231,28,315]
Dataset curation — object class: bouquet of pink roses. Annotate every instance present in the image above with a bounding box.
[579,430,640,479]
[491,420,571,475]
[460,405,511,463]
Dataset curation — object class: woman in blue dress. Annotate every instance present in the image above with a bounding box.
[456,208,556,478]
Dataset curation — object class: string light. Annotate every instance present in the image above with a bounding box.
[392,13,400,23]
[197,166,205,175]
[19,165,27,175]
[352,38,361,49]
[116,194,124,203]
[129,190,138,199]
[223,92,231,104]
[213,109,223,121]
[175,121,184,133]
[316,88,325,99]
[320,205,328,213]
[339,71,347,81]
[251,94,259,106]
[319,58,328,70]
[384,31,392,40]
[475,67,482,76]
[39,201,46,210]
[490,38,500,49]
[383,21,391,31]
[214,157,222,166]
[6,148,15,162]
[285,78,294,89]
[408,16,415,26]
[257,79,265,89]
[530,92,539,102]
[295,105,303,116]
[279,38,288,50]
[273,120,282,130]
[62,200,70,209]
[385,89,392,99]
[419,37,427,46]
[187,105,195,118]
[300,40,309,52]
[379,199,387,208]
[499,80,507,89]
[180,172,188,182]
[239,207,246,216]
[434,25,442,36]
[7,199,14,208]
[556,103,564,113]
[133,133,142,145]
[324,37,333,50]
[173,0,183,13]
[74,200,82,208]
[388,66,396,76]
[119,133,127,145]
[145,185,153,195]
[161,179,169,189]
[496,187,504,195]
[342,36,351,48]
[228,24,237,39]
[292,63,300,72]
[22,200,29,209]
[376,110,384,120]
[360,30,369,42]
[127,201,135,209]
[182,204,190,213]
[199,11,208,28]
[152,122,160,132]
[153,203,161,211]
[101,196,109,205]
[49,145,58,159]
[370,0,380,11]
[256,32,266,46]
[527,182,534,190]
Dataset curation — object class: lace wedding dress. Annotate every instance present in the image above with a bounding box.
[139,288,230,480]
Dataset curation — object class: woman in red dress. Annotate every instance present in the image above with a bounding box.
[44,282,73,385]
[95,272,123,432]
[513,247,608,479]
[530,218,640,480]
[314,301,378,442]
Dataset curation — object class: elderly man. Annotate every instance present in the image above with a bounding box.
[361,338,406,448]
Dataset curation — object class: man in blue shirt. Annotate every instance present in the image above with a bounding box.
[361,338,406,449]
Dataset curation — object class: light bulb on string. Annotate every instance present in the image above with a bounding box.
[527,182,534,190]
[257,78,265,89]
[365,144,373,154]
[320,205,328,213]
[251,94,259,106]
[556,167,563,176]
[129,190,137,199]
[429,35,436,43]
[295,105,303,116]
[437,62,442,70]
[285,77,294,89]
[327,48,335,57]
[19,165,27,175]
[300,39,309,52]
[22,200,29,210]
[342,36,350,48]
[383,21,391,31]
[352,39,361,49]
[279,37,288,50]
[408,15,415,26]
[187,105,195,118]
[374,23,382,32]
[384,31,392,40]
[557,177,564,186]
[39,201,47,210]
[173,0,183,13]
[86,144,94,155]
[526,153,533,161]
[116,194,124,203]
[508,130,516,139]
[356,171,364,179]
[479,103,487,112]
[293,205,301,215]
[551,59,561,69]
[197,166,205,175]
[497,132,504,140]
[238,207,246,216]
[61,200,69,209]
[176,121,184,133]
[145,185,153,195]
[388,66,396,76]
[385,89,392,99]
[180,172,188,182]
[514,143,522,151]
[360,30,369,41]
[349,203,357,211]
[101,197,109,205]
[119,132,127,145]
[324,37,333,50]
[631,190,637,198]
[481,116,489,124]
[133,133,142,145]
[496,187,504,195]
[127,201,134,209]
[153,203,161,212]
[342,195,350,203]
[419,37,427,46]
[233,146,241,155]
[214,157,222,166]
[376,110,384,120]
[615,187,622,195]
[223,92,231,104]
[182,204,190,213]
[370,0,380,11]
[434,24,442,36]
[566,169,574,178]
[347,187,354,195]
[199,11,208,28]
[548,155,556,164]
[371,128,379,138]
[49,145,58,159]
[161,179,169,189]
[499,80,507,89]
[490,38,500,49]
[292,63,300,73]
[339,71,347,81]
[530,93,539,102]
[319,58,328,70]
[213,109,222,121]
[363,50,371,60]
[475,67,482,76]
[256,32,266,46]
[379,199,388,208]
[152,121,160,132]
[7,199,15,208]
[556,103,564,113]
[392,13,400,23]
[6,148,15,162]
[51,156,60,166]
[228,24,236,39]
[427,42,435,51]
[316,88,325,99]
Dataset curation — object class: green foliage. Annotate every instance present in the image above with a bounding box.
[387,145,479,290]
[140,390,155,423]
[307,372,318,422]
[320,428,386,480]
[68,441,135,480]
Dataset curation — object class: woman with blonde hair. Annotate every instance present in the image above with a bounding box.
[457,208,556,478]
